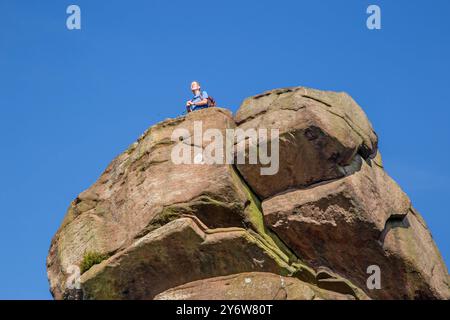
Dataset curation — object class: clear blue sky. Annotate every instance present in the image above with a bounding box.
[0,0,449,299]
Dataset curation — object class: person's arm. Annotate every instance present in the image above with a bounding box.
[194,99,208,106]
[193,91,209,106]
[186,100,193,112]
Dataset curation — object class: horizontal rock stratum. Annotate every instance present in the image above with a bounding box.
[47,86,450,300]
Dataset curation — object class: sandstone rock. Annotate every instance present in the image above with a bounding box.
[47,108,261,299]
[47,87,449,300]
[80,218,296,299]
[382,207,450,299]
[154,272,355,300]
[47,107,319,299]
[262,157,450,299]
[235,87,378,199]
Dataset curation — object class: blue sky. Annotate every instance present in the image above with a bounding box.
[0,0,449,299]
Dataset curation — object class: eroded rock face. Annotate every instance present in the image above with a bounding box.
[47,108,259,299]
[263,157,449,299]
[47,87,449,300]
[235,87,378,199]
[155,272,355,300]
[81,218,294,299]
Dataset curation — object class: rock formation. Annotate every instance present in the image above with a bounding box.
[47,86,450,300]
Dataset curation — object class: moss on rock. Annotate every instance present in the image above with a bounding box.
[80,251,110,275]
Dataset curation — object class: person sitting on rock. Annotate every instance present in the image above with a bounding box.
[186,81,210,113]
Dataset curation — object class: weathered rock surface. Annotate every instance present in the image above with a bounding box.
[263,157,449,299]
[47,87,449,300]
[81,218,294,299]
[155,272,355,300]
[235,87,378,199]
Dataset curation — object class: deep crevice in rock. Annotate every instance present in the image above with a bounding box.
[232,164,365,299]
[231,164,263,204]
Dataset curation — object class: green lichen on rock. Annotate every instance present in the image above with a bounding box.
[229,166,304,269]
[151,207,182,229]
[80,251,110,274]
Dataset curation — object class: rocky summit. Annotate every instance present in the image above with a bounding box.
[47,86,450,300]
